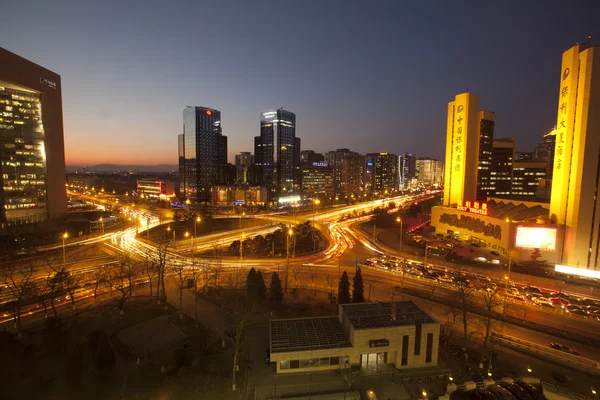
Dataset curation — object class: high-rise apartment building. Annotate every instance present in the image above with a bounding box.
[415,158,443,186]
[365,152,399,193]
[476,111,495,200]
[443,92,481,206]
[549,44,600,268]
[254,108,297,194]
[489,137,515,197]
[0,48,67,228]
[399,153,417,187]
[301,164,334,198]
[180,106,228,202]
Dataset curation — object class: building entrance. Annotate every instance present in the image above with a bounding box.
[360,352,387,367]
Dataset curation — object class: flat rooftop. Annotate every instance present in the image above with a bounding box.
[340,301,435,330]
[270,316,352,353]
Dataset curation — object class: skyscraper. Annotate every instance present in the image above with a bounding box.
[0,47,67,228]
[415,158,443,185]
[181,106,227,202]
[365,152,399,193]
[443,92,480,206]
[399,153,417,187]
[325,148,359,195]
[549,44,600,268]
[235,152,254,184]
[254,108,297,194]
[489,137,515,197]
[476,111,495,200]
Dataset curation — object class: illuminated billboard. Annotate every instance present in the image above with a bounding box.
[515,226,557,250]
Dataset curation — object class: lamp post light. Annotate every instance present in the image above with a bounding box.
[285,228,293,293]
[396,216,403,254]
[240,233,245,260]
[195,216,201,238]
[313,198,320,223]
[62,232,69,264]
[239,211,245,229]
[99,217,104,234]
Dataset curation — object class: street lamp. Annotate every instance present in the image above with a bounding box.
[396,216,403,254]
[313,198,320,222]
[527,367,532,373]
[240,233,245,259]
[62,232,68,264]
[195,216,201,238]
[285,228,293,293]
[239,211,245,229]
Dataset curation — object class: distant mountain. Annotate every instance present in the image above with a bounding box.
[66,164,178,173]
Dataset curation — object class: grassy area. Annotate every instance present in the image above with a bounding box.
[0,297,234,400]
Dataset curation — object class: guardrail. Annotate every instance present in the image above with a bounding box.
[541,381,587,400]
[490,332,600,376]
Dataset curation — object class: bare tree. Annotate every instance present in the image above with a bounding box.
[189,263,203,320]
[222,291,258,392]
[144,256,157,297]
[121,254,138,299]
[1,259,36,336]
[92,268,106,301]
[454,280,475,339]
[171,263,190,319]
[154,241,170,304]
[290,266,300,287]
[107,263,129,314]
[480,287,504,345]
[64,270,84,310]
[45,262,70,319]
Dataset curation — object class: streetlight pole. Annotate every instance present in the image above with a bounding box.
[396,216,403,254]
[62,232,68,264]
[312,198,320,223]
[285,228,292,293]
[195,216,201,238]
[424,242,428,267]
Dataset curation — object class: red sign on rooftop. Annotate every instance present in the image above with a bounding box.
[457,200,488,216]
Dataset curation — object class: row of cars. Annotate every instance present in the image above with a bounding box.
[452,381,545,400]
[521,286,600,319]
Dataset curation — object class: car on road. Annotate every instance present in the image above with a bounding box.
[531,296,549,304]
[568,308,588,317]
[514,382,545,400]
[524,286,542,295]
[549,343,580,356]
[506,287,520,296]
[508,295,526,302]
[488,385,516,400]
[498,382,532,400]
[549,297,569,306]
[490,250,500,256]
[471,242,481,248]
[550,291,569,300]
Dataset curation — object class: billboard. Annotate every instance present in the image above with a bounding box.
[515,226,557,250]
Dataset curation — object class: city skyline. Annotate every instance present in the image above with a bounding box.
[1,1,599,166]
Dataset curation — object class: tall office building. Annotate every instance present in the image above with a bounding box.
[0,48,67,228]
[399,153,417,187]
[534,130,556,179]
[443,92,480,206]
[476,111,495,200]
[181,106,227,202]
[300,150,325,165]
[549,44,600,268]
[415,158,443,185]
[511,161,547,200]
[325,148,359,195]
[489,137,515,197]
[365,152,399,193]
[341,154,366,195]
[301,163,334,198]
[235,152,254,184]
[178,133,185,195]
[254,108,297,194]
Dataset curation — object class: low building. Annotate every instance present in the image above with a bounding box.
[211,185,269,206]
[136,179,175,199]
[269,301,439,373]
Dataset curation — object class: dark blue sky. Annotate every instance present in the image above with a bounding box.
[2,0,598,165]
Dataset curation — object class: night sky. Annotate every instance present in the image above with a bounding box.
[1,0,598,166]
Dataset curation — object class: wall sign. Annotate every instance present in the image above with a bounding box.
[439,213,502,240]
[457,200,488,216]
[40,77,56,89]
[369,339,389,348]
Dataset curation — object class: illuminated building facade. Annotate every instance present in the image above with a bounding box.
[300,150,324,165]
[511,161,547,200]
[300,163,334,198]
[235,152,254,184]
[415,158,443,186]
[136,179,175,199]
[549,44,600,269]
[211,185,269,206]
[0,48,67,228]
[366,152,399,193]
[325,148,359,195]
[489,137,515,197]
[476,111,495,200]
[255,108,297,195]
[443,92,480,206]
[181,106,228,202]
[399,152,416,187]
[341,154,366,195]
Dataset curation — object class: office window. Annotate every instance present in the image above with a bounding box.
[290,360,300,369]
[280,360,290,370]
[414,324,422,355]
[401,335,409,366]
[426,333,433,363]
[330,356,339,365]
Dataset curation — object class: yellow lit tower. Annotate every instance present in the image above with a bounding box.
[550,44,600,268]
[443,92,481,206]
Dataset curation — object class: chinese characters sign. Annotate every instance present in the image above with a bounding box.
[439,213,502,240]
[457,200,488,216]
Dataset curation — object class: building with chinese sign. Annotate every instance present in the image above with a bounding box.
[269,301,439,374]
[549,44,600,270]
[443,92,481,207]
